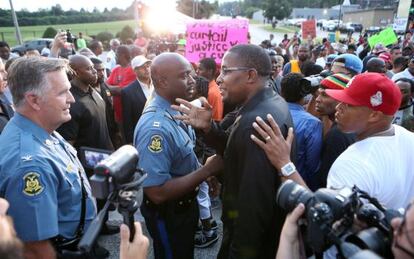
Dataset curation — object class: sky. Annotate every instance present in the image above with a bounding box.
[0,0,223,12]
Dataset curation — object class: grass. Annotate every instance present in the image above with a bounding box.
[248,19,262,25]
[0,19,137,46]
[259,24,300,33]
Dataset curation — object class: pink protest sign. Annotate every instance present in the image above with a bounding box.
[186,19,249,64]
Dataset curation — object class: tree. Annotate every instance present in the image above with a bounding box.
[96,32,114,49]
[176,0,216,19]
[51,4,64,16]
[42,27,58,38]
[264,0,291,21]
[118,25,135,43]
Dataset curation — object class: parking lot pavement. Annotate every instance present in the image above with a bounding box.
[100,199,223,259]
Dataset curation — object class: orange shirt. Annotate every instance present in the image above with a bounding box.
[207,80,223,121]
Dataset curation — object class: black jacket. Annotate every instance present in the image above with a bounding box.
[206,87,294,259]
[121,79,147,144]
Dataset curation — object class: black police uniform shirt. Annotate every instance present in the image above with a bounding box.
[57,83,114,151]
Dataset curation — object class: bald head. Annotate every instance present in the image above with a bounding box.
[151,53,190,87]
[366,57,386,74]
[150,52,194,103]
[69,55,97,85]
[69,54,92,70]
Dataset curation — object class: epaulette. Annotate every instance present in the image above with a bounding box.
[19,131,36,164]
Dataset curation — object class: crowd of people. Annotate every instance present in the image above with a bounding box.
[0,24,414,259]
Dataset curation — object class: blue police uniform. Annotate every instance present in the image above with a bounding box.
[0,113,96,242]
[134,94,200,259]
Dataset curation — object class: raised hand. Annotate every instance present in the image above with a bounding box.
[171,97,213,132]
[250,114,294,170]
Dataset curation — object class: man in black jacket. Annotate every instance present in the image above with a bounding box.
[121,55,152,144]
[173,44,297,258]
[57,55,113,153]
[90,57,122,148]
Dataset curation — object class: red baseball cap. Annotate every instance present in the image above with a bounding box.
[325,73,401,116]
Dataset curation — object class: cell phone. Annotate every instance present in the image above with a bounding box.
[66,29,73,43]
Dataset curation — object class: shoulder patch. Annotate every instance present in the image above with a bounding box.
[148,135,163,153]
[22,172,44,196]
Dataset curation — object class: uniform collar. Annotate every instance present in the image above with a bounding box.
[152,94,175,111]
[12,112,54,145]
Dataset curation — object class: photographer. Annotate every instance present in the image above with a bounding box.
[276,201,414,259]
[252,73,414,211]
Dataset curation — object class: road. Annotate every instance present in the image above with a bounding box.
[100,199,223,258]
[249,23,360,45]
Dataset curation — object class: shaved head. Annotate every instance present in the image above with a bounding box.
[69,54,92,70]
[150,52,195,103]
[69,55,97,85]
[366,57,386,74]
[151,53,190,87]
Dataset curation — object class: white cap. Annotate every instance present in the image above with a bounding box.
[41,48,51,57]
[131,55,151,69]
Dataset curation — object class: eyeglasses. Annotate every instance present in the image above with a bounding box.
[394,202,414,258]
[220,67,254,75]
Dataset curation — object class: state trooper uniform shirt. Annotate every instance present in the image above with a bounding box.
[134,94,200,188]
[0,113,96,241]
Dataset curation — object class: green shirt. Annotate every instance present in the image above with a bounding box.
[76,38,87,49]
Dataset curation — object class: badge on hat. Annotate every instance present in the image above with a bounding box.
[148,135,163,153]
[22,172,44,196]
[370,91,382,107]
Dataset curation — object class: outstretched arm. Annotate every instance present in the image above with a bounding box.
[171,97,213,133]
[250,114,307,187]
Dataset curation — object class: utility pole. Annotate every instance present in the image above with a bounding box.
[192,0,199,18]
[9,0,23,45]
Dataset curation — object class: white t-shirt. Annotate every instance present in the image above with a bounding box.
[327,125,414,210]
[105,50,117,71]
[316,57,326,68]
[137,79,153,100]
[392,68,414,82]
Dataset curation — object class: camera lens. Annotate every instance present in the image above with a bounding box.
[276,180,314,213]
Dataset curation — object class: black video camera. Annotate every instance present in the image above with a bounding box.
[89,145,145,199]
[302,70,332,95]
[78,145,147,253]
[277,180,401,258]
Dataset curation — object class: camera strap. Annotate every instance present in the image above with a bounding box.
[53,132,87,239]
[75,168,87,237]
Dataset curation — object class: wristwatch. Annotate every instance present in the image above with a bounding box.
[280,162,296,177]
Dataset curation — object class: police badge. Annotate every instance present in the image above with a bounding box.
[22,172,44,196]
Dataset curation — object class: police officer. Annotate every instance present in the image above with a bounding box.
[134,53,223,259]
[0,58,96,258]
